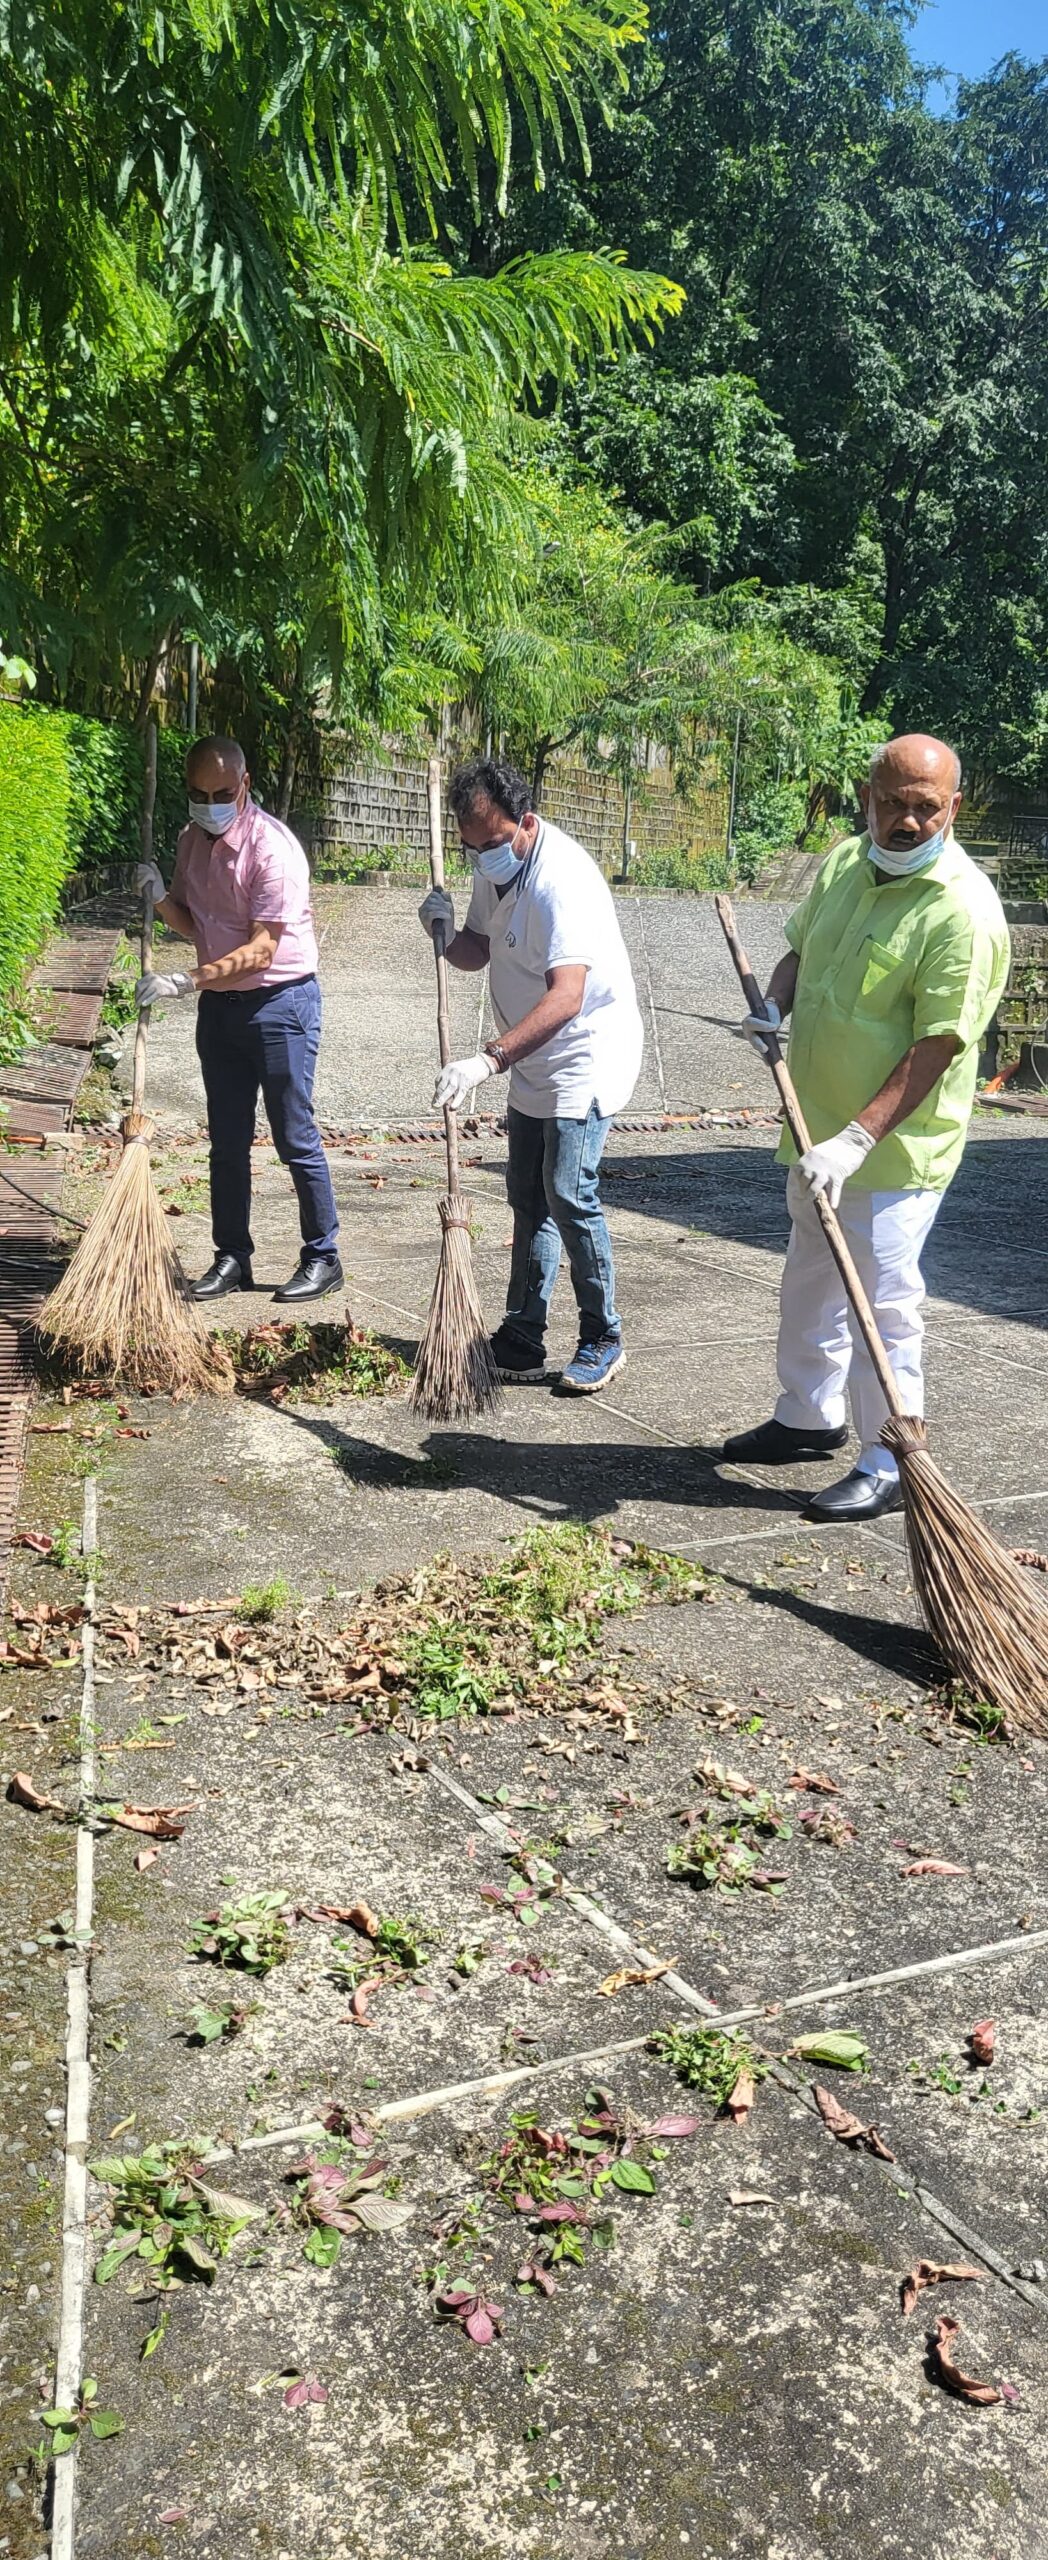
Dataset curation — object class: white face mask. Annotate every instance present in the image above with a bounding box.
[866,818,949,877]
[190,797,241,837]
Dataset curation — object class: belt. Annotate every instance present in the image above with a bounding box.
[200,974,317,1004]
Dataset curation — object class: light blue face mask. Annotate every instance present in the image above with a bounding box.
[476,830,526,887]
[190,797,241,837]
[867,820,949,877]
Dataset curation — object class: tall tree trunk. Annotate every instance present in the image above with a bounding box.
[132,631,170,735]
[531,736,553,809]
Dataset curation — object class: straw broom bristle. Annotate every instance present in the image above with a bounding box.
[882,1416,1048,1734]
[39,1112,233,1397]
[409,1195,503,1424]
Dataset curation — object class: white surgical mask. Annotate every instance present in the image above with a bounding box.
[477,838,525,886]
[867,819,949,877]
[190,797,241,837]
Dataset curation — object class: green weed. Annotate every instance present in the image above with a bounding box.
[190,1889,293,1975]
[667,1818,786,1893]
[406,1623,494,1720]
[237,1576,298,1623]
[90,2143,261,2289]
[480,1524,711,1667]
[651,2025,766,2109]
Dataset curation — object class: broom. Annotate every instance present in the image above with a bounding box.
[715,892,1048,1732]
[409,757,503,1423]
[39,718,231,1397]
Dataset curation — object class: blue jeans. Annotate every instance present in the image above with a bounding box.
[195,977,339,1264]
[504,1103,619,1353]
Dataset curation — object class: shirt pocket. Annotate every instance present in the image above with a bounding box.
[857,938,911,1017]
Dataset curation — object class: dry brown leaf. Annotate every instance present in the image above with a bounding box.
[787,1767,840,1795]
[104,1801,195,1839]
[348,1975,385,2027]
[6,1769,71,1818]
[596,1960,675,1997]
[134,1845,160,1872]
[728,2188,776,2207]
[969,2018,995,2066]
[900,1857,969,1877]
[812,2083,895,2160]
[900,2259,983,2318]
[930,2314,1001,2405]
[726,2067,756,2123]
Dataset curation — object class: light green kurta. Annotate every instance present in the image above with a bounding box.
[780,833,1010,1193]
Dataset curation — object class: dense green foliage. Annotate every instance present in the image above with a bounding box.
[0,702,186,1039]
[0,704,72,1026]
[487,4,1048,789]
[3,0,1047,881]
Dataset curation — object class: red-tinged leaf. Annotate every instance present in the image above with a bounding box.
[158,2509,189,2526]
[534,2201,585,2224]
[464,2307,496,2345]
[478,1885,505,1906]
[900,1858,969,1878]
[283,2375,328,2410]
[970,2019,995,2066]
[349,1974,385,2027]
[726,2068,756,2123]
[901,2260,983,2318]
[507,1958,554,1984]
[930,2314,1001,2404]
[516,2258,556,2295]
[514,2191,538,2214]
[647,2115,703,2139]
[13,1530,54,1554]
[1000,2381,1020,2404]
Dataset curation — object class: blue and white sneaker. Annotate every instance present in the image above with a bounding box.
[558,1335,625,1395]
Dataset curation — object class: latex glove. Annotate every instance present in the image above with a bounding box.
[743,995,782,1057]
[433,1051,497,1113]
[135,859,166,900]
[797,1120,875,1208]
[419,886,455,941]
[135,968,196,1009]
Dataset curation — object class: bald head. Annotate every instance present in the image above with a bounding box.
[186,735,248,798]
[862,733,961,860]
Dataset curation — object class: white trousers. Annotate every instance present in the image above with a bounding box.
[774,1170,941,1478]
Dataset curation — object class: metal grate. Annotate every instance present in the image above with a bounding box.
[0,1043,89,1104]
[34,990,104,1049]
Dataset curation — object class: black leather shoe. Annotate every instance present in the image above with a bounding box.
[805,1467,904,1523]
[192,1254,253,1301]
[721,1417,849,1465]
[273,1253,344,1304]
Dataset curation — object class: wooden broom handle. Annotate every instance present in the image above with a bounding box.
[426,754,461,1198]
[131,717,159,1117]
[714,893,905,1419]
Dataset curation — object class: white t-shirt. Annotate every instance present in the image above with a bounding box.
[464,818,644,1120]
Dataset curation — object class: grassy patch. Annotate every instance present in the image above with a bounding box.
[237,1575,298,1623]
[480,1524,705,1667]
[219,1318,407,1402]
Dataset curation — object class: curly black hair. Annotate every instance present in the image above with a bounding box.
[447,757,531,826]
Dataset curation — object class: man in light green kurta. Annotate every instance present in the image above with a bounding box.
[722,733,1010,1522]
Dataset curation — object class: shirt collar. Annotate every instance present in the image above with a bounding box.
[862,827,959,890]
[194,796,254,854]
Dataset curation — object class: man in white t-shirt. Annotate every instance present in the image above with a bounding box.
[418,757,643,1391]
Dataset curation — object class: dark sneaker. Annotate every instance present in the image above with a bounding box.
[274,1253,344,1303]
[558,1335,625,1394]
[192,1254,253,1301]
[490,1325,547,1383]
[721,1417,848,1464]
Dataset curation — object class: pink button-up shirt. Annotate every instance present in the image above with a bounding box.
[170,800,319,991]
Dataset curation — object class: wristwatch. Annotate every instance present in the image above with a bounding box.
[484,1039,510,1074]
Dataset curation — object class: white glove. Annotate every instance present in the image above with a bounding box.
[797,1120,875,1208]
[433,1052,497,1112]
[743,996,782,1056]
[419,887,455,941]
[135,860,166,899]
[135,969,196,1009]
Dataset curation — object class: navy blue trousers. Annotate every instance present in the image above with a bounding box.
[195,977,339,1265]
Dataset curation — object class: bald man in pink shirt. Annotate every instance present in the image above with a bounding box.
[135,735,342,1302]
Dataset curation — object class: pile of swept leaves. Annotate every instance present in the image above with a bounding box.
[93,1525,717,1738]
[216,1318,407,1403]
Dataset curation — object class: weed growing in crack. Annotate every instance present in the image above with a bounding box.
[237,1576,299,1624]
[650,2025,766,2110]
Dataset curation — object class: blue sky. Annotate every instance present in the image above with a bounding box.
[915,0,1046,102]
